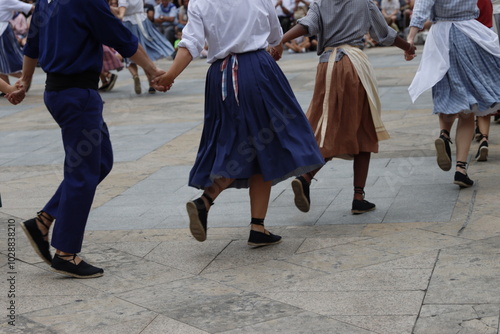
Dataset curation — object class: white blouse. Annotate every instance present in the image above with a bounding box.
[118,0,147,24]
[178,0,282,63]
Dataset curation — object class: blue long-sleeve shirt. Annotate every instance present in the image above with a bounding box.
[24,0,139,75]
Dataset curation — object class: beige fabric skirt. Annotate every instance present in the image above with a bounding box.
[306,55,378,159]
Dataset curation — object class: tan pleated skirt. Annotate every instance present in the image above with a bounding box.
[306,55,379,159]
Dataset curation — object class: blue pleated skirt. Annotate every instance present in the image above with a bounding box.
[189,49,324,189]
[433,25,500,115]
[0,25,23,74]
[123,19,174,61]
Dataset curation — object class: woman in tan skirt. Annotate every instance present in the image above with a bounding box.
[274,0,415,214]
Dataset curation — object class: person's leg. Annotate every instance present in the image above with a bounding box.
[435,113,456,171]
[248,174,272,233]
[48,89,110,276]
[453,112,475,187]
[475,115,490,161]
[353,152,370,200]
[186,177,234,242]
[247,174,281,246]
[291,164,324,213]
[128,63,141,94]
[352,152,376,214]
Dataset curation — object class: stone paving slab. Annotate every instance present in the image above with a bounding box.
[1,46,500,333]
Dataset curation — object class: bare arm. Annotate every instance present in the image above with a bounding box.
[117,6,126,20]
[152,47,193,91]
[129,44,166,88]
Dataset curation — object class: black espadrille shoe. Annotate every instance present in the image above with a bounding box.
[20,211,53,265]
[453,161,474,188]
[435,129,452,171]
[291,176,311,212]
[475,135,488,162]
[51,254,103,279]
[351,187,376,215]
[186,193,213,242]
[247,218,282,247]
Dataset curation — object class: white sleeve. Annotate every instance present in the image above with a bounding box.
[177,5,205,58]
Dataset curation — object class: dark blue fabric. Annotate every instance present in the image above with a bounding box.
[24,0,138,75]
[42,88,113,253]
[189,50,324,189]
[0,25,23,74]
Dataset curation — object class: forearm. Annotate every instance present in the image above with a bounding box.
[168,47,192,78]
[406,26,419,44]
[282,24,308,44]
[117,7,126,20]
[392,35,412,52]
[129,44,157,75]
[20,56,38,85]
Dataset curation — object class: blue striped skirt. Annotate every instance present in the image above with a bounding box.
[433,25,500,115]
[0,25,23,75]
[189,50,324,189]
[123,19,174,61]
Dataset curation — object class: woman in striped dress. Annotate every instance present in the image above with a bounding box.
[407,0,500,187]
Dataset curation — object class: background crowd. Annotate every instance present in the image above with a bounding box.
[1,0,499,92]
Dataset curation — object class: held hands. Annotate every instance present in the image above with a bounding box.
[145,67,171,92]
[269,44,283,61]
[5,79,27,105]
[151,71,175,92]
[404,43,417,61]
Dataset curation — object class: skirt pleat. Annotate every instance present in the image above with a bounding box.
[123,19,174,61]
[306,55,378,159]
[0,25,23,74]
[433,25,500,116]
[189,50,324,189]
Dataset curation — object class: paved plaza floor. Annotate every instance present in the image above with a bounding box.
[1,46,500,333]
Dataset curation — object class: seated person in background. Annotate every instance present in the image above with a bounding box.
[154,0,178,45]
[177,0,188,31]
[275,0,295,33]
[172,28,182,59]
[285,35,310,53]
[293,0,310,20]
[381,0,401,31]
[309,35,318,51]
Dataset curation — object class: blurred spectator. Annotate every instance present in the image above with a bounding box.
[154,0,178,45]
[177,0,188,31]
[293,0,309,20]
[285,35,310,53]
[275,0,295,33]
[381,0,401,31]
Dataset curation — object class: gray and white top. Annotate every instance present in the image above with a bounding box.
[297,0,397,60]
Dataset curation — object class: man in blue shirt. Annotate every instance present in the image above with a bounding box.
[17,0,165,279]
[154,0,178,45]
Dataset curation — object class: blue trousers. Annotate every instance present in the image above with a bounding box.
[42,88,113,253]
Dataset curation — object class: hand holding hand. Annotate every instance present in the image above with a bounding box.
[6,88,26,105]
[146,67,169,92]
[404,43,416,61]
[151,71,175,92]
[269,44,283,61]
